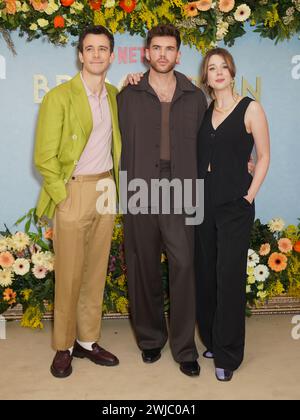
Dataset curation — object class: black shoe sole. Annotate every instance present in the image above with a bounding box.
[72,350,119,366]
[142,352,161,364]
[50,365,72,378]
[179,366,200,377]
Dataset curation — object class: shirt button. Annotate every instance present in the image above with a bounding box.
[72,134,77,140]
[155,164,159,168]
[211,133,215,138]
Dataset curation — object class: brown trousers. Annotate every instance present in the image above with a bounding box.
[52,173,115,350]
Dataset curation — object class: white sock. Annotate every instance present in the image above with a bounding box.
[215,368,225,380]
[77,340,95,351]
[68,346,73,354]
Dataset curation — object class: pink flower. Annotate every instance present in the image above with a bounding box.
[32,265,47,279]
[278,238,293,254]
[259,243,270,256]
[0,251,15,268]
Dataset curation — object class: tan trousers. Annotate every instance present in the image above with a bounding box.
[52,173,115,350]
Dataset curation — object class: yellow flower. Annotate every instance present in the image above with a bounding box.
[247,274,255,285]
[21,289,32,302]
[116,297,129,314]
[44,0,59,15]
[257,291,268,300]
[264,4,280,28]
[29,23,38,30]
[37,18,49,27]
[21,2,30,11]
[21,306,44,329]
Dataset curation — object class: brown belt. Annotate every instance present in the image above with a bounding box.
[70,171,112,182]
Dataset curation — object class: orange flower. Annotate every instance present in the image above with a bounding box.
[278,238,293,254]
[30,0,48,11]
[89,0,102,10]
[294,240,300,253]
[196,0,212,12]
[184,2,199,17]
[119,0,136,13]
[0,251,15,268]
[4,0,17,14]
[44,228,53,240]
[3,288,17,304]
[259,243,270,256]
[218,0,235,13]
[268,252,287,272]
[54,15,65,28]
[60,0,75,6]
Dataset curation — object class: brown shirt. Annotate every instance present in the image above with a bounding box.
[160,102,171,161]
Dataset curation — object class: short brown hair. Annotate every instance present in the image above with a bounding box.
[200,48,236,98]
[146,24,181,50]
[78,25,114,54]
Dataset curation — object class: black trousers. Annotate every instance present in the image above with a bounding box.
[195,172,255,371]
[123,163,198,363]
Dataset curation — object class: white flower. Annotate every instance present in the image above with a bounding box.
[104,0,115,7]
[246,285,251,294]
[11,232,30,251]
[42,251,55,271]
[216,20,229,40]
[0,238,8,252]
[247,249,259,267]
[31,251,46,266]
[13,258,30,276]
[32,265,47,279]
[29,23,38,31]
[37,18,49,28]
[45,0,59,15]
[59,34,69,44]
[234,4,251,22]
[0,269,13,287]
[268,217,285,233]
[254,264,270,282]
[71,1,84,12]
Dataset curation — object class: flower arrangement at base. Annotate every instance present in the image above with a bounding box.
[246,217,300,313]
[0,208,55,328]
[0,1,299,54]
[102,214,129,315]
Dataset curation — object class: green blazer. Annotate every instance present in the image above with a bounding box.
[34,73,121,219]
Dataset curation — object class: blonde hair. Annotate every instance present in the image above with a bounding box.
[200,48,236,98]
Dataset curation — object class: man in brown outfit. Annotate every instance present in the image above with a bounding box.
[117,24,207,376]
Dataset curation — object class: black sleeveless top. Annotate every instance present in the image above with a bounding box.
[197,96,254,205]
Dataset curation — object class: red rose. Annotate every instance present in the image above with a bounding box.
[54,15,65,28]
[119,0,137,13]
[60,0,75,6]
[89,0,102,10]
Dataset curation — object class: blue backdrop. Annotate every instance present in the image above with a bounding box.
[0,29,299,229]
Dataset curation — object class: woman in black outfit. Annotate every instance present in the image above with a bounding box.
[195,48,270,382]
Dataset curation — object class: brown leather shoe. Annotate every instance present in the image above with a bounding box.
[50,350,73,378]
[73,341,119,366]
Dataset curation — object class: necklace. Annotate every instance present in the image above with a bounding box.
[214,96,238,114]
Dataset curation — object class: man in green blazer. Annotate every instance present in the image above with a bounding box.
[34,26,121,378]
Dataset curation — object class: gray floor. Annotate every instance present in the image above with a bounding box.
[0,316,299,400]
